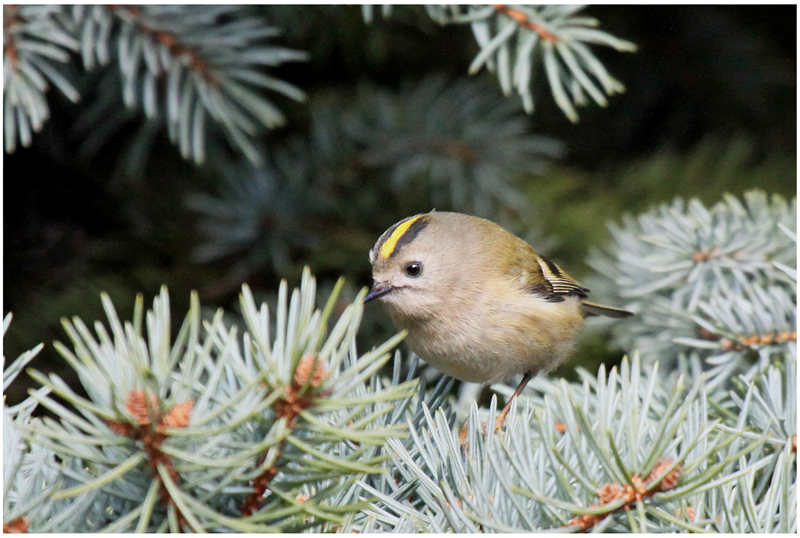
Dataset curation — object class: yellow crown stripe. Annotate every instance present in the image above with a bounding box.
[380,215,424,259]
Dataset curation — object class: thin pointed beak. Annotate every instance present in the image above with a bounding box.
[364,282,393,303]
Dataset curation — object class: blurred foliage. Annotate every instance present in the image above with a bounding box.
[528,137,797,274]
[587,190,795,390]
[187,75,563,290]
[4,6,796,408]
[4,5,308,164]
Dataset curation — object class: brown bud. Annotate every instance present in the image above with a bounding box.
[126,389,159,426]
[647,458,682,491]
[3,516,29,533]
[162,399,194,428]
[294,355,327,388]
[622,475,647,503]
[597,482,622,505]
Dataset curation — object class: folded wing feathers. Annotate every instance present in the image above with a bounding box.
[537,256,633,318]
[537,256,589,298]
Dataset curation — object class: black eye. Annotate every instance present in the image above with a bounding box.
[405,262,422,278]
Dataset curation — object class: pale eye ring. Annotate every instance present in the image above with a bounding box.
[405,262,422,278]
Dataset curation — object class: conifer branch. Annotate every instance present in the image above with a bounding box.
[3,5,80,153]
[354,355,780,532]
[4,5,306,166]
[588,190,796,390]
[4,270,414,531]
[366,5,637,120]
[4,191,796,531]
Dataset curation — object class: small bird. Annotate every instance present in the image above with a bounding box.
[365,211,632,432]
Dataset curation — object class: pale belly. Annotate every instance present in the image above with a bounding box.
[399,297,584,385]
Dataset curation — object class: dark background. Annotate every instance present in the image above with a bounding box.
[4,5,796,406]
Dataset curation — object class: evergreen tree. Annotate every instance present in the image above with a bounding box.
[4,5,795,532]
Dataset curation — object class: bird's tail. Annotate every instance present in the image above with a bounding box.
[581,301,633,318]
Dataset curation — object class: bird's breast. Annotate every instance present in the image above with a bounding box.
[397,295,584,385]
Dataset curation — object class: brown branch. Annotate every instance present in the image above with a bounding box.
[567,458,682,532]
[241,444,284,517]
[735,330,797,348]
[106,390,194,531]
[493,5,558,42]
[3,5,23,69]
[242,355,328,517]
[693,247,719,262]
[707,328,797,352]
[108,5,216,84]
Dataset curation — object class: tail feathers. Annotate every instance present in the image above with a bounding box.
[581,301,633,319]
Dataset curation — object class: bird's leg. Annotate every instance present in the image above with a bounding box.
[495,371,533,431]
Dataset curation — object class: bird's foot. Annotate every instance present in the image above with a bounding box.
[458,420,487,446]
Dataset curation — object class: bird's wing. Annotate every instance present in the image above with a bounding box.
[517,248,633,317]
[524,254,589,303]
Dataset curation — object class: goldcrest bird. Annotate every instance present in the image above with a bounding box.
[365,211,632,432]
